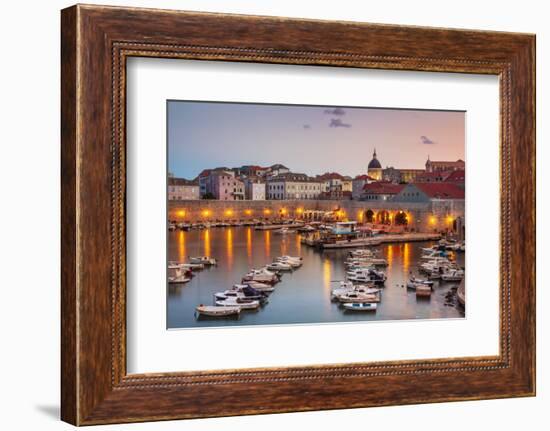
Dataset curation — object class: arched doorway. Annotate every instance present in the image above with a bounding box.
[364,209,375,223]
[377,210,390,225]
[394,211,408,226]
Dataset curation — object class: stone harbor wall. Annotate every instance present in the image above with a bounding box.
[168,198,465,235]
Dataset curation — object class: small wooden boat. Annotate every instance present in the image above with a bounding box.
[342,302,377,312]
[195,305,240,318]
[416,285,432,298]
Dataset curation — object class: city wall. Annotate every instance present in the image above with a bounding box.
[168,199,465,234]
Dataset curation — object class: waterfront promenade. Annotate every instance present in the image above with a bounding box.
[169,198,465,233]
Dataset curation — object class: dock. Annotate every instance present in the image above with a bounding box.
[320,232,441,249]
[255,223,304,231]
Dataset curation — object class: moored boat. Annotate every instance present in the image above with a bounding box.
[342,302,377,312]
[195,305,240,318]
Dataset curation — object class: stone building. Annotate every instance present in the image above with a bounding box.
[199,168,245,200]
[266,173,322,200]
[425,157,465,172]
[243,177,266,200]
[168,177,199,200]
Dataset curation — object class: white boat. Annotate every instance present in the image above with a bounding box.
[242,268,280,284]
[189,256,217,265]
[168,261,205,271]
[267,261,293,271]
[342,302,377,312]
[195,305,240,317]
[168,223,177,231]
[167,266,191,284]
[214,289,268,303]
[349,249,375,258]
[332,285,380,301]
[275,256,302,268]
[347,268,386,284]
[215,297,260,310]
[441,268,465,281]
[406,276,434,290]
[274,227,294,235]
[337,292,379,303]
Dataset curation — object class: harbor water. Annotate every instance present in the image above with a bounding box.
[167,227,465,329]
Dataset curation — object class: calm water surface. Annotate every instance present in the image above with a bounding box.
[167,227,465,328]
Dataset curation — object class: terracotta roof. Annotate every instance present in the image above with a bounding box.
[416,171,452,181]
[354,174,375,181]
[362,182,405,195]
[413,182,464,199]
[444,169,465,183]
[317,172,344,180]
[168,177,198,186]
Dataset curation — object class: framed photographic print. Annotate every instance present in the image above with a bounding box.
[61,4,535,425]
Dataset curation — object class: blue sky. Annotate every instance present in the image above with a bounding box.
[168,101,465,179]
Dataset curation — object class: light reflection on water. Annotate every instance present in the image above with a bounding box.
[167,227,465,329]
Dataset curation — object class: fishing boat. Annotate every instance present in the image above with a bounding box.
[189,256,217,266]
[441,268,465,281]
[195,305,240,318]
[215,297,261,310]
[342,302,377,312]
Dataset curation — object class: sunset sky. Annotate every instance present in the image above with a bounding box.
[168,101,465,179]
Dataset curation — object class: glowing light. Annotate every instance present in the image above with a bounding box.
[280,208,287,215]
[203,229,211,257]
[323,258,331,292]
[177,230,186,261]
[403,242,410,274]
[264,231,271,257]
[226,228,233,268]
[225,209,234,217]
[202,209,211,218]
[429,216,437,225]
[245,209,252,216]
[177,209,186,218]
[246,227,252,260]
[296,208,304,214]
[446,215,454,224]
[264,209,271,215]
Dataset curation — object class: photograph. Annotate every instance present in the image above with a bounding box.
[167,101,466,328]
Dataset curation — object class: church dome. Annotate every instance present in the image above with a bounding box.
[368,158,382,169]
[368,149,382,169]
